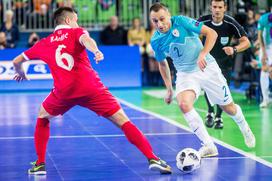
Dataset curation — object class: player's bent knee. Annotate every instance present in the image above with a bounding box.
[107,109,129,127]
[38,105,53,119]
[178,101,193,113]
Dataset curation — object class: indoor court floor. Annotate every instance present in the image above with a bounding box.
[0,88,272,180]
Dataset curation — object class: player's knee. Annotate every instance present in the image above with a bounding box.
[38,105,53,119]
[178,101,192,113]
[107,109,129,127]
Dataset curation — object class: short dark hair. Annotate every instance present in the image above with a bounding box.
[210,0,227,5]
[53,7,76,25]
[149,2,168,13]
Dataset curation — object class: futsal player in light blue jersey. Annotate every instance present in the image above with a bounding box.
[258,11,272,108]
[149,2,255,157]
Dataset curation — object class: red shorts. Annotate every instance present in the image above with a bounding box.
[42,89,121,117]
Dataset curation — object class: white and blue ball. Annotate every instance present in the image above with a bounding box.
[176,148,201,173]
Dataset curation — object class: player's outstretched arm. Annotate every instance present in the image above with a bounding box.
[198,25,217,71]
[13,54,28,82]
[80,34,104,64]
[158,60,173,104]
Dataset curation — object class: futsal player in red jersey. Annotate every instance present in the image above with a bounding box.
[13,7,171,175]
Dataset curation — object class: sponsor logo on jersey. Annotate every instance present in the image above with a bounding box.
[220,37,229,45]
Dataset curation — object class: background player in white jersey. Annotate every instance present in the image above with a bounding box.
[149,3,255,157]
[258,10,272,108]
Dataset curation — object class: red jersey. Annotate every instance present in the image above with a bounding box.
[23,25,104,99]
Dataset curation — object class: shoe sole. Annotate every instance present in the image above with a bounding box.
[149,165,172,174]
[201,152,219,158]
[28,170,47,175]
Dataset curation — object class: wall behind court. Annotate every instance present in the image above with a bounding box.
[0,46,141,91]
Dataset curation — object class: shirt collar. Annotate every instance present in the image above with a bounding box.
[54,25,71,32]
[211,21,223,26]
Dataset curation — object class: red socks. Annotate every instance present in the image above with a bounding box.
[34,119,157,164]
[35,118,50,165]
[121,121,159,160]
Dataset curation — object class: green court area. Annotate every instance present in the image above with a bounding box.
[111,87,272,163]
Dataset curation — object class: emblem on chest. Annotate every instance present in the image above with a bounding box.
[172,29,180,37]
[220,37,229,46]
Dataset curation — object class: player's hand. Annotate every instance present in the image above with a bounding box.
[222,46,234,56]
[94,50,104,64]
[261,65,269,72]
[249,60,258,68]
[164,88,173,104]
[13,72,28,82]
[197,53,207,71]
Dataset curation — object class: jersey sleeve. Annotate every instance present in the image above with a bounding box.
[22,40,43,60]
[150,39,165,62]
[177,16,203,34]
[74,27,90,46]
[227,17,247,38]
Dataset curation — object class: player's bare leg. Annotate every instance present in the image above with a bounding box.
[220,102,255,148]
[28,105,53,175]
[176,90,218,158]
[107,109,172,174]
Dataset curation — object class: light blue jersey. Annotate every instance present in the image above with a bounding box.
[151,15,215,73]
[258,13,272,47]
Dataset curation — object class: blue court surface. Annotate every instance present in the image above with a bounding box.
[0,92,272,181]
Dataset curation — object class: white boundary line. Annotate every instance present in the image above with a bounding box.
[0,132,192,140]
[118,98,272,168]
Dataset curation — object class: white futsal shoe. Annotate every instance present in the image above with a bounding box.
[199,143,218,158]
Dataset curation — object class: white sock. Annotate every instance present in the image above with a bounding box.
[229,104,248,132]
[184,109,213,145]
[260,70,270,102]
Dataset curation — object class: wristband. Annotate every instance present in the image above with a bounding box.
[233,47,238,55]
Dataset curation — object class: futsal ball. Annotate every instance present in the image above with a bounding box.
[176,148,201,173]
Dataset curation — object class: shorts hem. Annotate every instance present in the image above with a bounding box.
[42,102,64,116]
[175,88,200,99]
[102,105,121,118]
